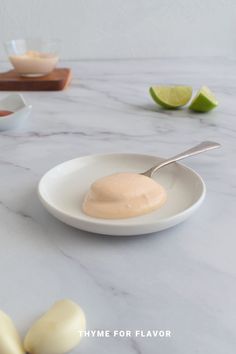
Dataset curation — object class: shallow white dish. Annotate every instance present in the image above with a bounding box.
[38,153,206,236]
[0,93,32,130]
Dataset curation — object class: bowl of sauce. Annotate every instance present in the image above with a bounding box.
[5,39,60,77]
[0,110,13,117]
[0,93,32,130]
[38,153,206,236]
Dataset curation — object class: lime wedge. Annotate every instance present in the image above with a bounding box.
[149,86,193,109]
[189,86,218,112]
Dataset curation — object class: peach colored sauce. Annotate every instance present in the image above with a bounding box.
[83,172,167,219]
[0,110,13,117]
[9,50,58,76]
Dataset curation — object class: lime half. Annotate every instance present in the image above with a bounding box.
[149,86,193,109]
[189,86,218,112]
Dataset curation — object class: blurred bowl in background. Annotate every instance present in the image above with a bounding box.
[0,93,32,130]
[4,38,60,77]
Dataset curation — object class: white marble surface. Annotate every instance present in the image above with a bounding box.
[0,58,235,353]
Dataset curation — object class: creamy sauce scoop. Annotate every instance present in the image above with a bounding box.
[83,172,167,219]
[9,50,58,76]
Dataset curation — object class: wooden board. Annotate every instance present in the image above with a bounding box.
[0,68,72,91]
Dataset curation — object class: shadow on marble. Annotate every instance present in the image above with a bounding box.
[137,103,217,119]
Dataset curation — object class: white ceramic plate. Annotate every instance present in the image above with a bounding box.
[38,153,206,236]
[0,93,32,130]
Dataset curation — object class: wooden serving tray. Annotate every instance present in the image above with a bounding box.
[0,68,71,91]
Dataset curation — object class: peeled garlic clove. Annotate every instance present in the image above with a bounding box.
[0,309,24,354]
[24,299,86,354]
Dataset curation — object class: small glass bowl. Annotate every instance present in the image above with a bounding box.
[4,38,60,77]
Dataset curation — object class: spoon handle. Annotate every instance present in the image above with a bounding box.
[144,141,221,178]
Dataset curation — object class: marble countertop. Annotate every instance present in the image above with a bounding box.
[0,58,235,353]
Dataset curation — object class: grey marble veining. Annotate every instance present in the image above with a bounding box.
[0,58,235,353]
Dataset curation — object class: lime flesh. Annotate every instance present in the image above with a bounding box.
[189,86,218,112]
[149,86,193,109]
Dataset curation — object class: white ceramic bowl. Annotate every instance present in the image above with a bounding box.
[38,153,206,236]
[0,94,32,130]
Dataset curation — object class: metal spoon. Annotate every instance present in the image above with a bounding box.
[142,141,221,178]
